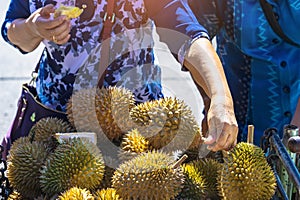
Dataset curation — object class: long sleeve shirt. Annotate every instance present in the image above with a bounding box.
[189,0,300,144]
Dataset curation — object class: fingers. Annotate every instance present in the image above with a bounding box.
[36,15,70,43]
[40,4,56,18]
[203,120,238,152]
[49,20,71,44]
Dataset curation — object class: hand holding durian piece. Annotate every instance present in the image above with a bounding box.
[54,5,85,19]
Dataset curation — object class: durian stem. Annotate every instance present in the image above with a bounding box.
[247,125,254,144]
[171,154,188,169]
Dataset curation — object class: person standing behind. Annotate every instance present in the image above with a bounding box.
[189,0,300,145]
[1,0,238,157]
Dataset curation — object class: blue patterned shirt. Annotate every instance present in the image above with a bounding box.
[190,0,300,145]
[2,0,208,111]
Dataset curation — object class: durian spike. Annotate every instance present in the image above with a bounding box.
[171,154,188,169]
[247,125,254,144]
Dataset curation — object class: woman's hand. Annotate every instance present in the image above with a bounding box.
[204,95,238,151]
[7,4,71,52]
[26,4,71,44]
[183,37,238,152]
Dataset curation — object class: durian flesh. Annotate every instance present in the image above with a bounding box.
[54,5,84,19]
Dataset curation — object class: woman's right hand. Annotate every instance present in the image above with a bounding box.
[26,4,71,44]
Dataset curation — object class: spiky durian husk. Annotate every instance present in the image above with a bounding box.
[198,159,222,199]
[118,129,150,162]
[66,88,100,132]
[7,137,49,199]
[66,87,135,143]
[176,160,206,200]
[57,187,94,200]
[130,97,201,152]
[29,117,74,142]
[148,97,201,151]
[218,142,277,200]
[7,191,23,200]
[7,190,48,200]
[99,156,120,189]
[29,117,74,151]
[112,151,184,200]
[33,195,48,200]
[94,188,122,200]
[40,138,105,196]
[129,101,162,135]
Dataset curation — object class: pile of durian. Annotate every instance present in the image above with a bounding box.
[6,87,277,200]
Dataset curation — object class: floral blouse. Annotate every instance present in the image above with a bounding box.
[2,0,208,111]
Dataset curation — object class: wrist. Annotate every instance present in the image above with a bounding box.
[24,17,43,41]
[210,94,235,109]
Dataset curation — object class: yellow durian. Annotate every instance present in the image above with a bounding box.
[218,142,277,200]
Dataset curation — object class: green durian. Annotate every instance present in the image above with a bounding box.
[178,159,222,200]
[93,188,122,200]
[66,86,136,143]
[29,117,74,151]
[40,137,105,196]
[57,187,94,200]
[176,160,206,200]
[218,142,277,200]
[112,151,184,200]
[7,137,49,199]
[99,156,119,189]
[118,128,150,162]
[196,159,222,199]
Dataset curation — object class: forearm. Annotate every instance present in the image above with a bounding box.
[7,18,42,52]
[184,37,232,101]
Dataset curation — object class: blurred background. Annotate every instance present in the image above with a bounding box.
[0,0,203,140]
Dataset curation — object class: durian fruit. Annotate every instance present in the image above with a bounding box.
[177,159,222,200]
[93,188,122,200]
[57,187,94,200]
[99,156,119,189]
[118,128,151,162]
[196,159,223,199]
[54,5,84,19]
[29,117,74,151]
[7,191,47,200]
[6,139,48,199]
[130,97,201,152]
[112,151,184,200]
[7,191,23,200]
[40,137,105,197]
[6,137,50,199]
[176,160,206,200]
[66,88,103,136]
[129,100,162,135]
[218,142,277,200]
[66,87,136,143]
